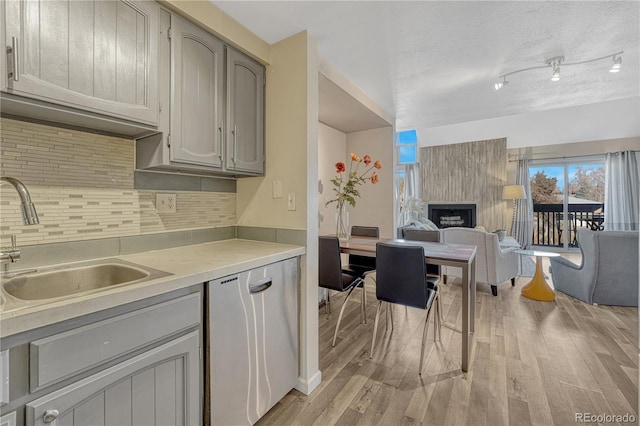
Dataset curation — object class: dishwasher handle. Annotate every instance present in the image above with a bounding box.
[249,277,272,294]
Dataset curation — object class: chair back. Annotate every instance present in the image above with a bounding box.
[376,242,429,310]
[318,236,343,291]
[402,229,439,242]
[402,230,440,276]
[351,226,379,238]
[349,226,379,270]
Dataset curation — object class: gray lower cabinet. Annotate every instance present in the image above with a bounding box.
[0,412,16,426]
[2,0,159,126]
[26,331,199,426]
[210,258,298,425]
[0,288,202,426]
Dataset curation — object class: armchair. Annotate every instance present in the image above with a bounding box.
[549,229,638,306]
[441,227,518,296]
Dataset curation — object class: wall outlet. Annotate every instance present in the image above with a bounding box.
[287,193,296,211]
[156,193,176,213]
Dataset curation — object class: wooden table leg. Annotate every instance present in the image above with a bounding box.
[521,256,556,301]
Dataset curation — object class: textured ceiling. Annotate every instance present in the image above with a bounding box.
[213,1,639,134]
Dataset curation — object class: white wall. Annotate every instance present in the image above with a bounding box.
[421,97,640,149]
[236,31,321,395]
[318,124,395,238]
[347,127,395,238]
[318,123,347,236]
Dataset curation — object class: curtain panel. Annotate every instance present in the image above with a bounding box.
[604,150,640,231]
[513,159,534,248]
[399,163,420,225]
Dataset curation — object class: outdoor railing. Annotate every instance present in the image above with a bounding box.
[532,203,604,247]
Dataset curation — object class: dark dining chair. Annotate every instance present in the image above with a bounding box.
[401,229,441,277]
[370,242,441,375]
[342,226,379,278]
[401,229,443,323]
[319,236,366,347]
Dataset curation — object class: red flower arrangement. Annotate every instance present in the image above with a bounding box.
[326,152,382,209]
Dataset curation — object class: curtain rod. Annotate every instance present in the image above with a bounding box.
[508,150,638,163]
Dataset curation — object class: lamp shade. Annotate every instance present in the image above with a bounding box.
[502,184,526,200]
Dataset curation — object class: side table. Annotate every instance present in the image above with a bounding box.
[514,249,560,302]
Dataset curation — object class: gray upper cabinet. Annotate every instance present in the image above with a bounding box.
[3,0,159,126]
[136,9,265,177]
[226,49,265,175]
[170,14,224,169]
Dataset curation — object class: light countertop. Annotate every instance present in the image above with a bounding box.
[0,239,305,338]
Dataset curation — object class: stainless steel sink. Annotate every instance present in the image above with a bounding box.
[2,259,171,301]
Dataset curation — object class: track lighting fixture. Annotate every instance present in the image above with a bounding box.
[610,55,622,73]
[494,51,623,89]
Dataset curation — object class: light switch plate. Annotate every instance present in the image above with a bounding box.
[156,193,176,213]
[272,180,283,198]
[287,193,296,211]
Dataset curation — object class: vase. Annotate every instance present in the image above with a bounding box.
[335,203,349,240]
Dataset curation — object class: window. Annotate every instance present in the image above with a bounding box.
[395,130,419,227]
[396,130,417,164]
[529,157,605,249]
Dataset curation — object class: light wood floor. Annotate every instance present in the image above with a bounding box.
[258,254,638,426]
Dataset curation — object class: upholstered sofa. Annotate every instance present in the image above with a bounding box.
[549,229,639,306]
[440,227,519,296]
[397,221,439,238]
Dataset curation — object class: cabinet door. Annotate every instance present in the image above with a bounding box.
[170,14,224,169]
[226,48,265,175]
[3,0,158,125]
[25,331,200,426]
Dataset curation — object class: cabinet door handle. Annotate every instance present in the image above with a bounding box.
[218,122,224,164]
[9,37,19,81]
[43,409,59,423]
[249,277,272,294]
[232,125,237,165]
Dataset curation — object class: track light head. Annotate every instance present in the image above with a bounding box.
[494,77,508,90]
[547,56,563,82]
[609,55,622,73]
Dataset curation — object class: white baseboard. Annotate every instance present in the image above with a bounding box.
[295,370,322,395]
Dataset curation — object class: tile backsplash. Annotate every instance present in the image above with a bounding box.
[1,118,236,246]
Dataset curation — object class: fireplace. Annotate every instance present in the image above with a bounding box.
[428,204,476,229]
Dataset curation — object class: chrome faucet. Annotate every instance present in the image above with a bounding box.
[1,176,40,264]
[1,177,39,225]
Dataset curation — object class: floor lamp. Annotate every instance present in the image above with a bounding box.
[503,185,526,236]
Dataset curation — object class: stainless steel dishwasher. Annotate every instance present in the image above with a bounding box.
[209,257,298,425]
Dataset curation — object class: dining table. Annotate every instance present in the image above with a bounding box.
[339,237,477,372]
